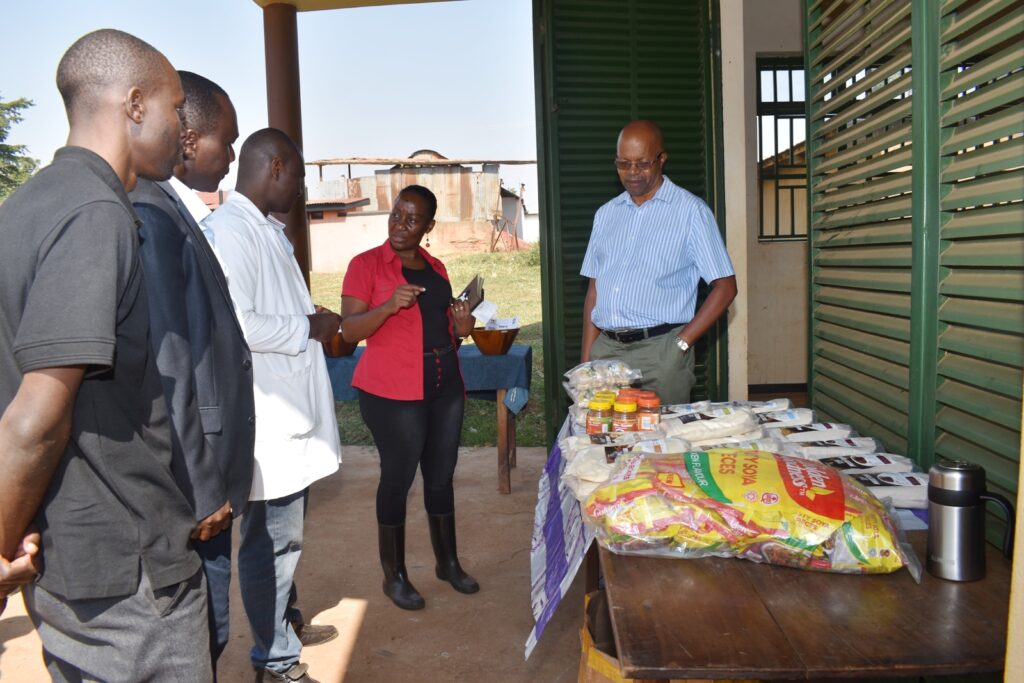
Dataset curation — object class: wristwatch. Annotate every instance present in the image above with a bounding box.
[676,336,690,353]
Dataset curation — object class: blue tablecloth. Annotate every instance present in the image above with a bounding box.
[326,344,533,414]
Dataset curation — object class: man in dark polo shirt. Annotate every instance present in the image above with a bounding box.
[0,29,211,682]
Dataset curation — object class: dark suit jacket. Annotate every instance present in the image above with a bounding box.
[131,179,256,520]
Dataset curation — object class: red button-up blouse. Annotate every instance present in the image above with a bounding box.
[342,240,460,400]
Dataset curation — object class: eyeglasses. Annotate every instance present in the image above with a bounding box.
[614,153,664,172]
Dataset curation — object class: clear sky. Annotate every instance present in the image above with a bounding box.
[2,0,539,208]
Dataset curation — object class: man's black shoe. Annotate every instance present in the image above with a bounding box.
[291,622,339,647]
[254,662,319,683]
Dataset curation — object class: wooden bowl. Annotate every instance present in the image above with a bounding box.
[324,330,356,357]
[470,327,519,355]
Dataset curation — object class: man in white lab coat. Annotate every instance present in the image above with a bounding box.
[203,128,342,683]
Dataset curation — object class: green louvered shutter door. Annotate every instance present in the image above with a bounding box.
[534,0,724,441]
[806,0,916,452]
[935,0,1023,521]
[806,0,1022,535]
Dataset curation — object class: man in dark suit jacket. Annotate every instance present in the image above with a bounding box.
[130,72,255,673]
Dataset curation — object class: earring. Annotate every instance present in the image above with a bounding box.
[425,236,431,248]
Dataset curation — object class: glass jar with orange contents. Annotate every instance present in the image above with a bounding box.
[636,396,662,431]
[616,388,644,403]
[611,401,638,432]
[586,400,613,434]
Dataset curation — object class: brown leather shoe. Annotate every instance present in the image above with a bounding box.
[254,662,319,683]
[291,622,339,647]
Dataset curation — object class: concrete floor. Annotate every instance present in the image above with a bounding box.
[0,446,585,682]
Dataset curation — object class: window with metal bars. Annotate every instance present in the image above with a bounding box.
[757,56,808,241]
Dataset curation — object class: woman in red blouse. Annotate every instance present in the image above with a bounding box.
[341,185,477,610]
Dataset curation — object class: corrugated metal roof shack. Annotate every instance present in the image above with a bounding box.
[304,151,535,270]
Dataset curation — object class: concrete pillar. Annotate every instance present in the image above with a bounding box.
[263,3,311,286]
[1007,399,1024,672]
[720,0,749,399]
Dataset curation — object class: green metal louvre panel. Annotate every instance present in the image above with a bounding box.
[534,0,722,441]
[806,0,915,453]
[935,0,1023,505]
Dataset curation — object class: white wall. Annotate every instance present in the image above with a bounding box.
[309,213,389,272]
[743,0,808,386]
[521,213,539,243]
[309,214,498,272]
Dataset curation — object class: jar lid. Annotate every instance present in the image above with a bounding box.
[613,401,637,412]
[588,400,612,410]
[637,397,661,408]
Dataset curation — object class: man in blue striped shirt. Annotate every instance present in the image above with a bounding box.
[580,119,737,403]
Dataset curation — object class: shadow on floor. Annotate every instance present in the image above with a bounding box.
[0,446,584,683]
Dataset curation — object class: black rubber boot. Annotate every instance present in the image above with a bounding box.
[428,513,480,594]
[378,524,425,610]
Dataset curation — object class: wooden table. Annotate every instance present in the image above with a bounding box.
[325,344,532,494]
[599,532,1010,680]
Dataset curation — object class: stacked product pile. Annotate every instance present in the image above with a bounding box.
[559,361,924,579]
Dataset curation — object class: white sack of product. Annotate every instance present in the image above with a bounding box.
[765,422,854,442]
[756,408,815,428]
[691,437,787,452]
[847,471,929,509]
[689,429,767,449]
[569,403,589,430]
[662,400,711,416]
[559,430,662,461]
[713,398,794,414]
[561,448,617,501]
[818,453,916,474]
[781,437,881,458]
[664,398,792,419]
[658,407,757,441]
[628,437,692,454]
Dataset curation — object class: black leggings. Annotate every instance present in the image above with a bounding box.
[359,388,465,526]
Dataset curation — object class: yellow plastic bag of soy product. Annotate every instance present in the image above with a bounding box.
[583,449,920,578]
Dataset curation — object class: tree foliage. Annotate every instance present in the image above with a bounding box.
[0,96,39,203]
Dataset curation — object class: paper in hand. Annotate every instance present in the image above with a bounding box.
[472,300,498,326]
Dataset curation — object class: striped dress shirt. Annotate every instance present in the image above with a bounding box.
[580,176,734,330]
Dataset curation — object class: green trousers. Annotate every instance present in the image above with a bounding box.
[590,325,696,404]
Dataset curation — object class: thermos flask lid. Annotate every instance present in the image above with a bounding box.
[929,459,986,494]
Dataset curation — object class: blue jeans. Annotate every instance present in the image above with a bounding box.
[195,526,232,672]
[238,489,307,673]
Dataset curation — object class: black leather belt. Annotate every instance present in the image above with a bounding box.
[424,343,455,357]
[602,323,680,344]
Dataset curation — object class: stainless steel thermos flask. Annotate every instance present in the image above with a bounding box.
[926,460,1014,581]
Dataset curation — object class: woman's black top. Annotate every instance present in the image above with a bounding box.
[402,262,452,350]
[403,261,463,397]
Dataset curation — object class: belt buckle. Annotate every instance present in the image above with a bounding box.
[620,329,643,343]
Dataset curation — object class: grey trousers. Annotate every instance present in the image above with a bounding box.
[24,569,212,683]
[591,325,697,404]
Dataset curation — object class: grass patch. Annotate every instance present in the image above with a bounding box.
[313,244,545,447]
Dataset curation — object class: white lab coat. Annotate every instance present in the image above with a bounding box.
[203,192,340,501]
